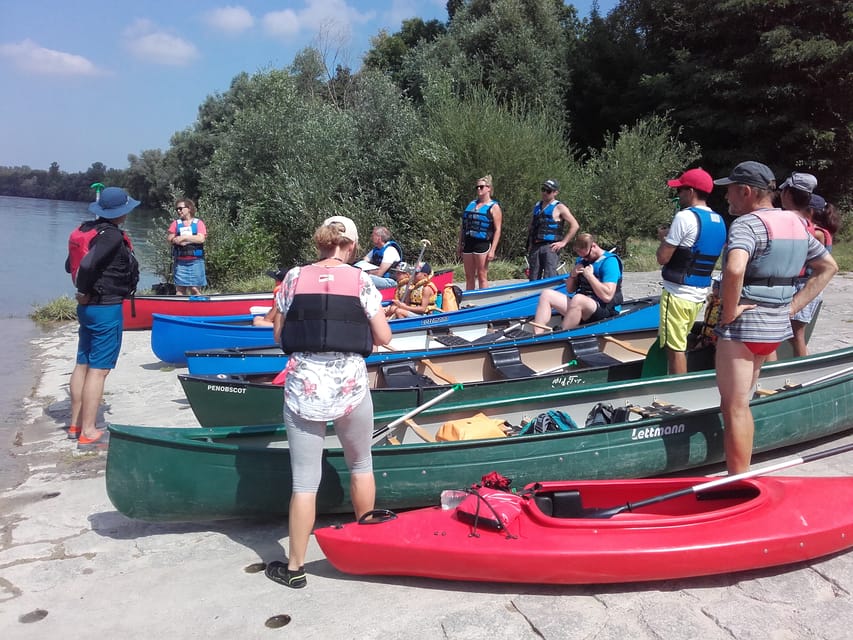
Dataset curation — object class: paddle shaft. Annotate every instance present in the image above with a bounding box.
[595,440,853,518]
[400,239,431,303]
[372,382,463,439]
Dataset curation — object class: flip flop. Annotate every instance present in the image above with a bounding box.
[77,430,110,451]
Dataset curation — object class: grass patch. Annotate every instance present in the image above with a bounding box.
[29,295,77,323]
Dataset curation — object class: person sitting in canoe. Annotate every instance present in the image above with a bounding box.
[252,269,286,327]
[385,262,440,319]
[531,233,623,333]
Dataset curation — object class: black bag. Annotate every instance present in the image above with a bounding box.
[152,282,177,295]
[585,402,630,427]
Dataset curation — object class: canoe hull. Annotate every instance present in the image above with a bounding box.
[315,476,853,584]
[150,277,565,365]
[178,330,656,427]
[123,270,454,330]
[184,298,661,376]
[105,347,853,521]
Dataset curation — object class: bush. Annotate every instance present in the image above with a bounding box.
[30,296,77,323]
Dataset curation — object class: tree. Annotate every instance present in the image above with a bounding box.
[626,0,853,201]
[568,115,700,255]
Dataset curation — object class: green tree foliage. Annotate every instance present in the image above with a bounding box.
[194,63,421,282]
[398,80,578,262]
[569,115,700,255]
[125,149,172,208]
[627,0,853,201]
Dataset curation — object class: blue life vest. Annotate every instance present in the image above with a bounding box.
[462,200,497,240]
[661,207,727,288]
[173,219,205,258]
[282,265,373,357]
[575,252,624,311]
[367,240,403,268]
[741,210,809,305]
[531,200,562,243]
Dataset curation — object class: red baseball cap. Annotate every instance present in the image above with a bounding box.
[667,168,713,194]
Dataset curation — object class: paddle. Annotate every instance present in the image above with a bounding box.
[471,321,524,346]
[533,360,578,376]
[400,239,431,303]
[602,335,649,357]
[640,339,667,377]
[372,383,463,442]
[582,440,853,519]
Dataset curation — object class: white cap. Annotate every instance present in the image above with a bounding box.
[323,215,359,244]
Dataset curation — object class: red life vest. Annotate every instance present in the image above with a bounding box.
[68,221,134,286]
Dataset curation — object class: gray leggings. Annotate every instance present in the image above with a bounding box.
[284,393,375,493]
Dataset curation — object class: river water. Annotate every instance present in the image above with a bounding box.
[0,195,162,489]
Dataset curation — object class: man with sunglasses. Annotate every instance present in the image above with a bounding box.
[532,233,623,332]
[656,168,726,374]
[526,178,579,280]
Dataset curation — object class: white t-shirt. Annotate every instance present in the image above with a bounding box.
[662,206,716,303]
[363,244,401,269]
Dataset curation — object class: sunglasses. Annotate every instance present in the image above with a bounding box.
[176,205,188,211]
[475,184,488,190]
[541,187,555,193]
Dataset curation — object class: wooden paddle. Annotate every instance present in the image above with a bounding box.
[602,335,649,357]
[420,359,459,384]
[372,383,463,442]
[581,440,853,519]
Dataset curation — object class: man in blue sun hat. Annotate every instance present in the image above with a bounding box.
[65,187,140,450]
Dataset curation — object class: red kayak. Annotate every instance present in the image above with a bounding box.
[315,475,853,584]
[122,270,455,330]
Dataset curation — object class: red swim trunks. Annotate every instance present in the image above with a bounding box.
[743,341,781,356]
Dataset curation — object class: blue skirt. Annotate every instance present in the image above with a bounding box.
[174,258,207,287]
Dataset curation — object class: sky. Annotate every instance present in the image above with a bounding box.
[0,1,617,173]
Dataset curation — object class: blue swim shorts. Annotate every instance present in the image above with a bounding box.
[76,303,124,369]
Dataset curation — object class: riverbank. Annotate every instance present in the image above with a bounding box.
[2,272,853,639]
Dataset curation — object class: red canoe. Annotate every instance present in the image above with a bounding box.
[122,270,455,330]
[314,476,853,585]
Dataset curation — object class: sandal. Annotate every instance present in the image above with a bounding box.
[66,425,81,440]
[77,430,110,451]
[265,561,307,589]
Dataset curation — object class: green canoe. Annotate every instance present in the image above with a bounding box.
[106,346,853,522]
[177,330,664,427]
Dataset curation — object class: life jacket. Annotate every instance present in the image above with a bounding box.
[741,210,809,305]
[67,220,138,298]
[367,240,403,268]
[172,219,205,258]
[462,200,497,240]
[661,207,727,288]
[575,252,624,311]
[531,200,563,243]
[393,275,439,313]
[441,284,463,312]
[282,265,373,356]
[797,218,832,275]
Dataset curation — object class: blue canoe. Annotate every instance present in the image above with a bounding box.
[151,278,570,365]
[184,296,661,376]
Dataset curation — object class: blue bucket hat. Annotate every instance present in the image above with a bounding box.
[88,187,140,219]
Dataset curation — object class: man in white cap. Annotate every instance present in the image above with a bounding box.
[656,167,726,374]
[65,187,140,450]
[712,162,836,474]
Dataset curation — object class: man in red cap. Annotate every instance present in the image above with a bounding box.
[655,167,727,374]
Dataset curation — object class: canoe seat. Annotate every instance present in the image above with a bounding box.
[489,347,537,380]
[571,336,623,368]
[431,333,471,347]
[534,490,583,518]
[380,363,437,388]
[629,400,690,418]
